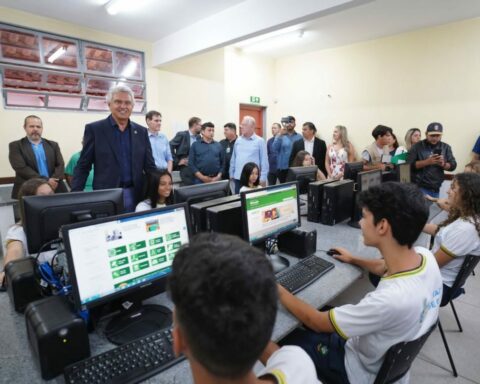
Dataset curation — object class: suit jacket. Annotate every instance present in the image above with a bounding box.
[289,137,327,176]
[9,137,66,199]
[71,116,156,203]
[170,130,198,170]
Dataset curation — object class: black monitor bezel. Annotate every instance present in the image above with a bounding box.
[22,188,124,254]
[344,161,364,181]
[173,180,230,204]
[62,203,192,312]
[357,169,383,191]
[286,166,318,182]
[240,181,301,245]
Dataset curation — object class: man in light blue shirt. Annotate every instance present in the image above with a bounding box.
[273,116,302,183]
[145,110,173,172]
[229,116,269,193]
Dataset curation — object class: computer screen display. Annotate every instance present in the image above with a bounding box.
[344,161,364,181]
[286,166,318,194]
[398,163,411,183]
[63,205,190,309]
[241,182,300,244]
[357,170,382,191]
[173,180,230,205]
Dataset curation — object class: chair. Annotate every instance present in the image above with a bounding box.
[373,321,437,384]
[438,255,480,377]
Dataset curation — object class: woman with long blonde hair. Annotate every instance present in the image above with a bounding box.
[325,125,356,179]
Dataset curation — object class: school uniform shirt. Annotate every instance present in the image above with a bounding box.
[432,218,480,287]
[329,247,442,384]
[257,346,320,384]
[239,185,259,193]
[135,200,166,212]
[5,224,55,264]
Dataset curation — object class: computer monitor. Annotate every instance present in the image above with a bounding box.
[398,163,411,183]
[344,161,364,181]
[62,204,191,345]
[286,166,318,194]
[173,180,230,205]
[22,189,124,254]
[348,170,382,227]
[241,182,300,273]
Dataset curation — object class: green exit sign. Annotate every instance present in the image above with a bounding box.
[250,96,260,104]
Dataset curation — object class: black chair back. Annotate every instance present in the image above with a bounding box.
[450,255,480,295]
[374,321,437,384]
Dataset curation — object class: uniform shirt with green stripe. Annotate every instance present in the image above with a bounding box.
[329,246,442,384]
[432,217,480,287]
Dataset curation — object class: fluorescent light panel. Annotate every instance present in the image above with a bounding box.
[105,0,149,15]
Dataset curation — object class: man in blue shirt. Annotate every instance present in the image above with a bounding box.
[273,116,302,183]
[267,123,281,185]
[229,116,269,193]
[8,115,66,199]
[472,136,480,161]
[189,122,225,184]
[145,110,173,173]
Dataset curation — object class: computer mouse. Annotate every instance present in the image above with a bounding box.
[326,249,341,256]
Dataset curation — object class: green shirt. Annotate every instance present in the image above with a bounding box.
[65,151,94,191]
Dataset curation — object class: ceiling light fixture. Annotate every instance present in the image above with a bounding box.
[47,46,66,63]
[239,28,307,54]
[105,0,149,15]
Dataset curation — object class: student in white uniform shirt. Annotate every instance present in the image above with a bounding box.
[278,182,442,384]
[169,232,320,384]
[239,162,261,193]
[135,169,173,212]
[422,172,480,305]
[1,178,55,289]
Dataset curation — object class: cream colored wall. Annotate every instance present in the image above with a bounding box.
[273,18,480,169]
[224,47,276,138]
[0,7,159,178]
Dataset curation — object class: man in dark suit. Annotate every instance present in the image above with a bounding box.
[71,85,156,212]
[9,115,66,199]
[289,122,327,176]
[169,117,202,186]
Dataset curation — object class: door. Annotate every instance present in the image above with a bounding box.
[239,104,266,138]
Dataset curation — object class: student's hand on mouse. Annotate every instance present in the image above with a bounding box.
[330,247,353,263]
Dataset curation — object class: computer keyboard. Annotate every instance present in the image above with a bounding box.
[276,255,334,294]
[64,327,184,384]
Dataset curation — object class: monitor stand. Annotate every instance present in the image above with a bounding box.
[104,303,172,345]
[255,239,289,274]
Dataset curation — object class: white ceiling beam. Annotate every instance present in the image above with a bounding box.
[152,0,372,66]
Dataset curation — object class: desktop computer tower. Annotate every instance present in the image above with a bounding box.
[307,180,335,222]
[206,201,244,238]
[321,179,354,226]
[190,195,240,233]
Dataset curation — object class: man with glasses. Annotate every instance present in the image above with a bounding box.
[72,85,156,212]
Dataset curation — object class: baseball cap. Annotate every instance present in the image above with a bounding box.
[426,122,443,135]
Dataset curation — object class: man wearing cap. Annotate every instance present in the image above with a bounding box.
[273,115,302,183]
[407,122,456,198]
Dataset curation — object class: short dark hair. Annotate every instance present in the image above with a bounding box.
[18,178,52,222]
[302,122,317,133]
[223,122,237,132]
[145,110,162,122]
[168,232,277,378]
[240,162,260,188]
[372,125,393,140]
[188,117,201,128]
[358,182,428,248]
[23,115,42,128]
[144,169,173,208]
[201,122,214,130]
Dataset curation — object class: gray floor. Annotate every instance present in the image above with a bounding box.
[330,270,480,384]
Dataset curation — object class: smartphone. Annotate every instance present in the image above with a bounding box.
[432,148,442,156]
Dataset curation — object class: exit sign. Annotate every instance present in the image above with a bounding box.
[250,96,260,104]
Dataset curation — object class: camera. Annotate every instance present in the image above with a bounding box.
[281,117,293,124]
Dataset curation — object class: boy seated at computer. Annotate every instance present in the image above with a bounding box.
[168,232,320,384]
[278,182,442,384]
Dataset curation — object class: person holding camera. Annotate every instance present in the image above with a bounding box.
[272,115,302,183]
[407,122,456,198]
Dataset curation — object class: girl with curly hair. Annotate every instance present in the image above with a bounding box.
[423,172,480,304]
